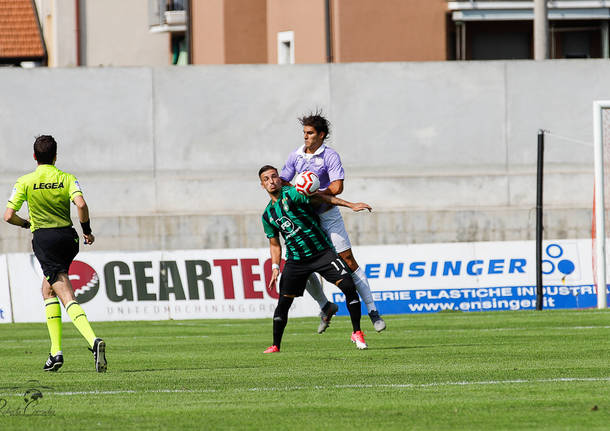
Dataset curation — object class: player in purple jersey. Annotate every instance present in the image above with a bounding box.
[280,112,386,333]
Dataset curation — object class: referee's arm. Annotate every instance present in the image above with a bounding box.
[73,195,95,245]
[3,208,30,229]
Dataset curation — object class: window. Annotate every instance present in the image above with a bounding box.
[551,23,602,59]
[277,31,294,64]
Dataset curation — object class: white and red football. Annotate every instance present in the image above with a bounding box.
[294,171,320,196]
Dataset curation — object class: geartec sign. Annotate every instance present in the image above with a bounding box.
[6,249,319,323]
[327,239,601,315]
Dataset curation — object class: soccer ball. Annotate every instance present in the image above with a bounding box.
[294,171,320,196]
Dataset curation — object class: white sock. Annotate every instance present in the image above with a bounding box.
[305,274,329,309]
[352,267,377,313]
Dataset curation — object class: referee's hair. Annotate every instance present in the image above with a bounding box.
[258,165,277,178]
[299,109,331,140]
[34,135,57,165]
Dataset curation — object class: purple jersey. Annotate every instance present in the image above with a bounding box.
[280,144,345,190]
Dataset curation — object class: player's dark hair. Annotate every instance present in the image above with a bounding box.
[258,165,278,178]
[34,135,57,165]
[299,110,331,141]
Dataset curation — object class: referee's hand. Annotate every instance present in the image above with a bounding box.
[83,233,95,245]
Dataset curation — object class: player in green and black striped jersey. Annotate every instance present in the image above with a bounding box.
[261,184,332,261]
[259,165,372,352]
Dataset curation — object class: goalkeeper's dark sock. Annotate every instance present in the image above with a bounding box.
[272,295,294,349]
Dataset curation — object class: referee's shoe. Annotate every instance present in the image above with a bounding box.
[43,353,64,372]
[89,338,107,372]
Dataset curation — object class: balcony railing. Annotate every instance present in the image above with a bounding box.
[149,0,187,33]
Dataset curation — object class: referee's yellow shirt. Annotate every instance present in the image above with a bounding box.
[6,164,83,232]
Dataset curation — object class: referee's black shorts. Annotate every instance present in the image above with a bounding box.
[279,249,352,297]
[32,227,79,285]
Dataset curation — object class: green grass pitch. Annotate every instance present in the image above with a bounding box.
[1,309,610,430]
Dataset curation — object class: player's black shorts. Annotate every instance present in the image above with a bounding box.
[32,227,79,285]
[279,249,352,297]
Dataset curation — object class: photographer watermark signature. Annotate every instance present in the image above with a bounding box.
[0,380,56,416]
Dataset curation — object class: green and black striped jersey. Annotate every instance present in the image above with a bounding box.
[262,186,333,261]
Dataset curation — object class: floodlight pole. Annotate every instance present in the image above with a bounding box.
[593,101,608,308]
[536,130,545,310]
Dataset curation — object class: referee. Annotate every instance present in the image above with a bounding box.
[4,135,107,372]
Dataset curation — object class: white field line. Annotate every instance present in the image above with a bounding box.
[1,377,609,397]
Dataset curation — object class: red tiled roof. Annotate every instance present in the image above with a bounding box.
[0,0,45,60]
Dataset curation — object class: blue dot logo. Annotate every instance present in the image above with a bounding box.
[546,244,563,259]
[542,244,575,276]
[557,259,575,275]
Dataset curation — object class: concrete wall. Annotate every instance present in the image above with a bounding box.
[0,60,604,253]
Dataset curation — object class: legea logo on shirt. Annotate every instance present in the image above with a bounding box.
[33,182,64,190]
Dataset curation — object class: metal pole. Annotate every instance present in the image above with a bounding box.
[534,0,549,60]
[186,0,191,64]
[594,102,608,308]
[460,22,466,60]
[536,130,545,310]
[455,22,462,60]
[325,0,333,63]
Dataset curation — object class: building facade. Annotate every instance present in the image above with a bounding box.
[190,0,610,64]
[449,1,610,60]
[190,0,449,64]
[5,1,610,66]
